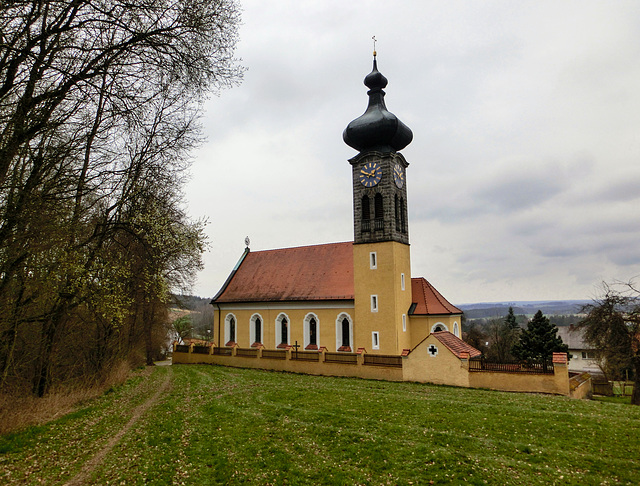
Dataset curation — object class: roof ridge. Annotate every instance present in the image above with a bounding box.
[249,241,352,254]
[432,331,481,358]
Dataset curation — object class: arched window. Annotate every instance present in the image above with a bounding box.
[281,317,288,345]
[400,197,406,233]
[276,313,289,348]
[362,195,371,233]
[453,322,460,338]
[224,314,237,346]
[362,195,370,220]
[309,318,317,346]
[250,314,263,346]
[304,313,319,350]
[336,313,353,352]
[374,193,384,219]
[341,318,350,347]
[431,322,448,334]
[395,194,401,231]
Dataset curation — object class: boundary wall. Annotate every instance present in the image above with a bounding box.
[173,341,579,397]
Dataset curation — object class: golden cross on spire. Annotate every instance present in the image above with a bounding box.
[372,35,377,57]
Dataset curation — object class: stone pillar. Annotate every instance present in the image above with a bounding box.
[459,351,470,371]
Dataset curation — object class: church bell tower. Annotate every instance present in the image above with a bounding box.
[344,51,414,355]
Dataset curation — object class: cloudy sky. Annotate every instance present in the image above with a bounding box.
[185,0,640,304]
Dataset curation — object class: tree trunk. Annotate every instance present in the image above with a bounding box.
[33,320,57,397]
[144,301,154,366]
[632,358,640,406]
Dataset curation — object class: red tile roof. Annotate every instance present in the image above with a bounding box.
[212,242,354,303]
[212,243,462,315]
[432,331,482,358]
[410,277,462,316]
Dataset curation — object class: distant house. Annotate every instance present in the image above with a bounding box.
[556,326,600,374]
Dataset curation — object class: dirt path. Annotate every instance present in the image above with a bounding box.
[64,367,172,486]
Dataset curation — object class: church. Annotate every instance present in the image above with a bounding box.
[210,52,466,357]
[175,52,577,398]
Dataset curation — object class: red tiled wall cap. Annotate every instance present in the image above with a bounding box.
[552,352,568,364]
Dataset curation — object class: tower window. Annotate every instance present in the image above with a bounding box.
[402,314,407,332]
[395,194,401,231]
[374,193,384,220]
[372,332,380,350]
[400,197,406,233]
[371,295,378,312]
[362,195,370,220]
[401,273,405,290]
[370,252,377,269]
[362,195,371,232]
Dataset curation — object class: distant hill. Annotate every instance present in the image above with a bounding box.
[169,294,212,311]
[457,300,590,319]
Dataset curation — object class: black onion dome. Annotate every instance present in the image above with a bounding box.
[343,58,413,153]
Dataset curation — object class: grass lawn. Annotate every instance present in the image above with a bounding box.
[1,364,639,485]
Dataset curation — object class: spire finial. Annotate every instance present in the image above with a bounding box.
[372,35,377,58]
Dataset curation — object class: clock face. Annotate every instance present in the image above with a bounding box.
[359,161,382,187]
[393,163,405,188]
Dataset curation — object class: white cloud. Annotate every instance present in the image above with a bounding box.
[186,0,640,303]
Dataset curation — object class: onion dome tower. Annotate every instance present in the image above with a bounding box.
[343,58,413,153]
[344,47,415,355]
[345,51,412,245]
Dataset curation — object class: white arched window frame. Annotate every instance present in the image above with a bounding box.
[250,313,263,345]
[431,322,448,334]
[453,321,460,338]
[303,313,320,350]
[224,313,237,345]
[275,312,290,348]
[335,312,354,352]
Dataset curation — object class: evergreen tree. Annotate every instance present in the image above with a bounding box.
[512,310,568,361]
[505,307,519,329]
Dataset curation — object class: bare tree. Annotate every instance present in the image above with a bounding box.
[0,0,243,395]
[580,282,640,405]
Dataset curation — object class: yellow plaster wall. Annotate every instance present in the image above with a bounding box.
[468,364,570,396]
[569,373,592,400]
[353,241,412,354]
[172,349,403,381]
[402,334,470,387]
[408,315,462,349]
[174,342,571,396]
[213,305,354,352]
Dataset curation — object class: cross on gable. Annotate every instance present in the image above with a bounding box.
[428,344,438,357]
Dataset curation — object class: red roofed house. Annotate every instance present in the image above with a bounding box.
[210,54,466,359]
